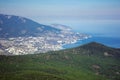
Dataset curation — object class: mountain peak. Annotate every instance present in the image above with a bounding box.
[82,42,106,47]
[80,42,108,49]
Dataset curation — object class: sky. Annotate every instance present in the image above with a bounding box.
[0,0,120,37]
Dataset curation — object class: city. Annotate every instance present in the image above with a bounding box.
[0,31,90,55]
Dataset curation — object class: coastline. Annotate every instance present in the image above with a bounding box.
[61,37,91,49]
[62,36,120,49]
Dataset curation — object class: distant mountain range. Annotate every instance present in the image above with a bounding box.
[0,14,60,38]
[0,42,120,80]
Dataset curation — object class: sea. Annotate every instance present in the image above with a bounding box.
[60,20,120,49]
[63,36,120,49]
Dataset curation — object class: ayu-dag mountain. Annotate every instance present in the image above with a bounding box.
[0,14,90,55]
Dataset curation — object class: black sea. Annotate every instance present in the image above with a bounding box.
[63,36,120,49]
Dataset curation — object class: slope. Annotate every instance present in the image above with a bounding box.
[0,14,60,38]
[0,42,120,80]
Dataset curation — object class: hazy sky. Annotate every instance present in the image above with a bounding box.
[0,0,120,37]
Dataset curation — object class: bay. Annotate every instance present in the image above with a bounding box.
[63,37,120,49]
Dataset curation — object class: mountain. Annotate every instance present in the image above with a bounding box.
[0,42,120,80]
[74,42,120,58]
[0,14,60,38]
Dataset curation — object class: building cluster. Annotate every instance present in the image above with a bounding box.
[0,31,90,55]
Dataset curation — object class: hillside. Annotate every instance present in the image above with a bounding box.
[0,14,60,38]
[0,42,120,80]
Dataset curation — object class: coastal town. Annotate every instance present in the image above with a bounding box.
[0,31,90,55]
[0,14,91,55]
